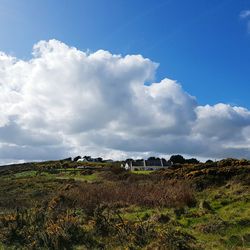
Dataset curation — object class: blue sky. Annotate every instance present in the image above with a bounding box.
[1,0,250,163]
[1,0,250,108]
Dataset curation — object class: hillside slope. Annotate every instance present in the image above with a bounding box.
[0,159,249,249]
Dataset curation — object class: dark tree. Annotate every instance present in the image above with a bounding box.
[73,156,82,162]
[185,158,200,164]
[169,155,186,164]
[125,158,133,163]
[83,156,92,161]
[96,157,103,162]
[147,157,157,161]
[206,159,214,164]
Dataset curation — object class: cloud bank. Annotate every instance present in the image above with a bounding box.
[0,39,250,163]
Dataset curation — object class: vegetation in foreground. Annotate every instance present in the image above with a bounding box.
[0,158,249,249]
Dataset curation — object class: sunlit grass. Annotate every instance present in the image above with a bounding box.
[14,170,38,178]
[56,172,99,182]
[132,170,153,175]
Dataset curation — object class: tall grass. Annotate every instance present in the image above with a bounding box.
[60,180,195,214]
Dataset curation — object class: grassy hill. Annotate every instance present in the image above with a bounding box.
[0,159,249,249]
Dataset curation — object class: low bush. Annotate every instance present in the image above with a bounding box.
[0,208,97,250]
[145,225,196,250]
[196,217,229,235]
[60,180,195,215]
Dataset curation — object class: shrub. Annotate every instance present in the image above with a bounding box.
[60,180,195,215]
[92,205,157,248]
[196,217,229,235]
[147,226,196,250]
[0,208,97,250]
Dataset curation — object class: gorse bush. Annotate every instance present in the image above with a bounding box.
[0,204,197,250]
[146,225,196,250]
[0,208,97,250]
[91,205,196,249]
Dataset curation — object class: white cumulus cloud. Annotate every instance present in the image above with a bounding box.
[0,39,250,163]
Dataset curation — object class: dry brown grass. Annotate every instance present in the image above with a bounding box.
[59,180,195,214]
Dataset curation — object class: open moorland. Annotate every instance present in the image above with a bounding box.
[0,158,249,249]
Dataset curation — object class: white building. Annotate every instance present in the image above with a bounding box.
[77,158,89,162]
[122,159,172,171]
